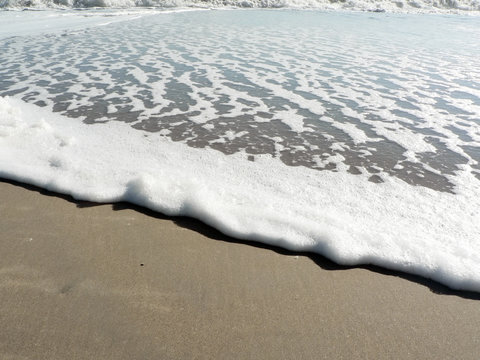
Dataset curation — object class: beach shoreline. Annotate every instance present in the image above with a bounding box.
[1,178,479,359]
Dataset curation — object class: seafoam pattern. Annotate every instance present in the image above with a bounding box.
[2,0,480,13]
[0,10,479,192]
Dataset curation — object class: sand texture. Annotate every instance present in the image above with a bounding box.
[1,179,479,360]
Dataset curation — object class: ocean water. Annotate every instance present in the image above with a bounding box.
[0,9,479,291]
[1,0,480,13]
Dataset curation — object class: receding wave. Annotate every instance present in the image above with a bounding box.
[1,0,480,13]
[1,10,480,291]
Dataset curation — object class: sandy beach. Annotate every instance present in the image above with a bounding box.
[0,179,479,359]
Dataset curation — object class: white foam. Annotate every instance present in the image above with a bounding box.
[276,107,306,132]
[2,10,479,187]
[1,95,479,292]
[2,0,480,13]
[322,116,374,145]
[2,9,480,291]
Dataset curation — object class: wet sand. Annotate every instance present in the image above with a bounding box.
[1,179,479,360]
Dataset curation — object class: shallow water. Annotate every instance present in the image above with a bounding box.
[1,10,479,191]
[1,9,480,291]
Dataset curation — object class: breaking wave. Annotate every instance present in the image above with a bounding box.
[1,0,480,13]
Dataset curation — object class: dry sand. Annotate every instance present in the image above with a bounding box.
[1,179,479,360]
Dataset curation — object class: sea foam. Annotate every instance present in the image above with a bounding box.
[1,95,479,292]
[1,9,480,292]
[1,0,480,13]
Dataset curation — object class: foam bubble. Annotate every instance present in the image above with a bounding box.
[1,95,479,292]
[1,9,480,292]
[2,0,480,13]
